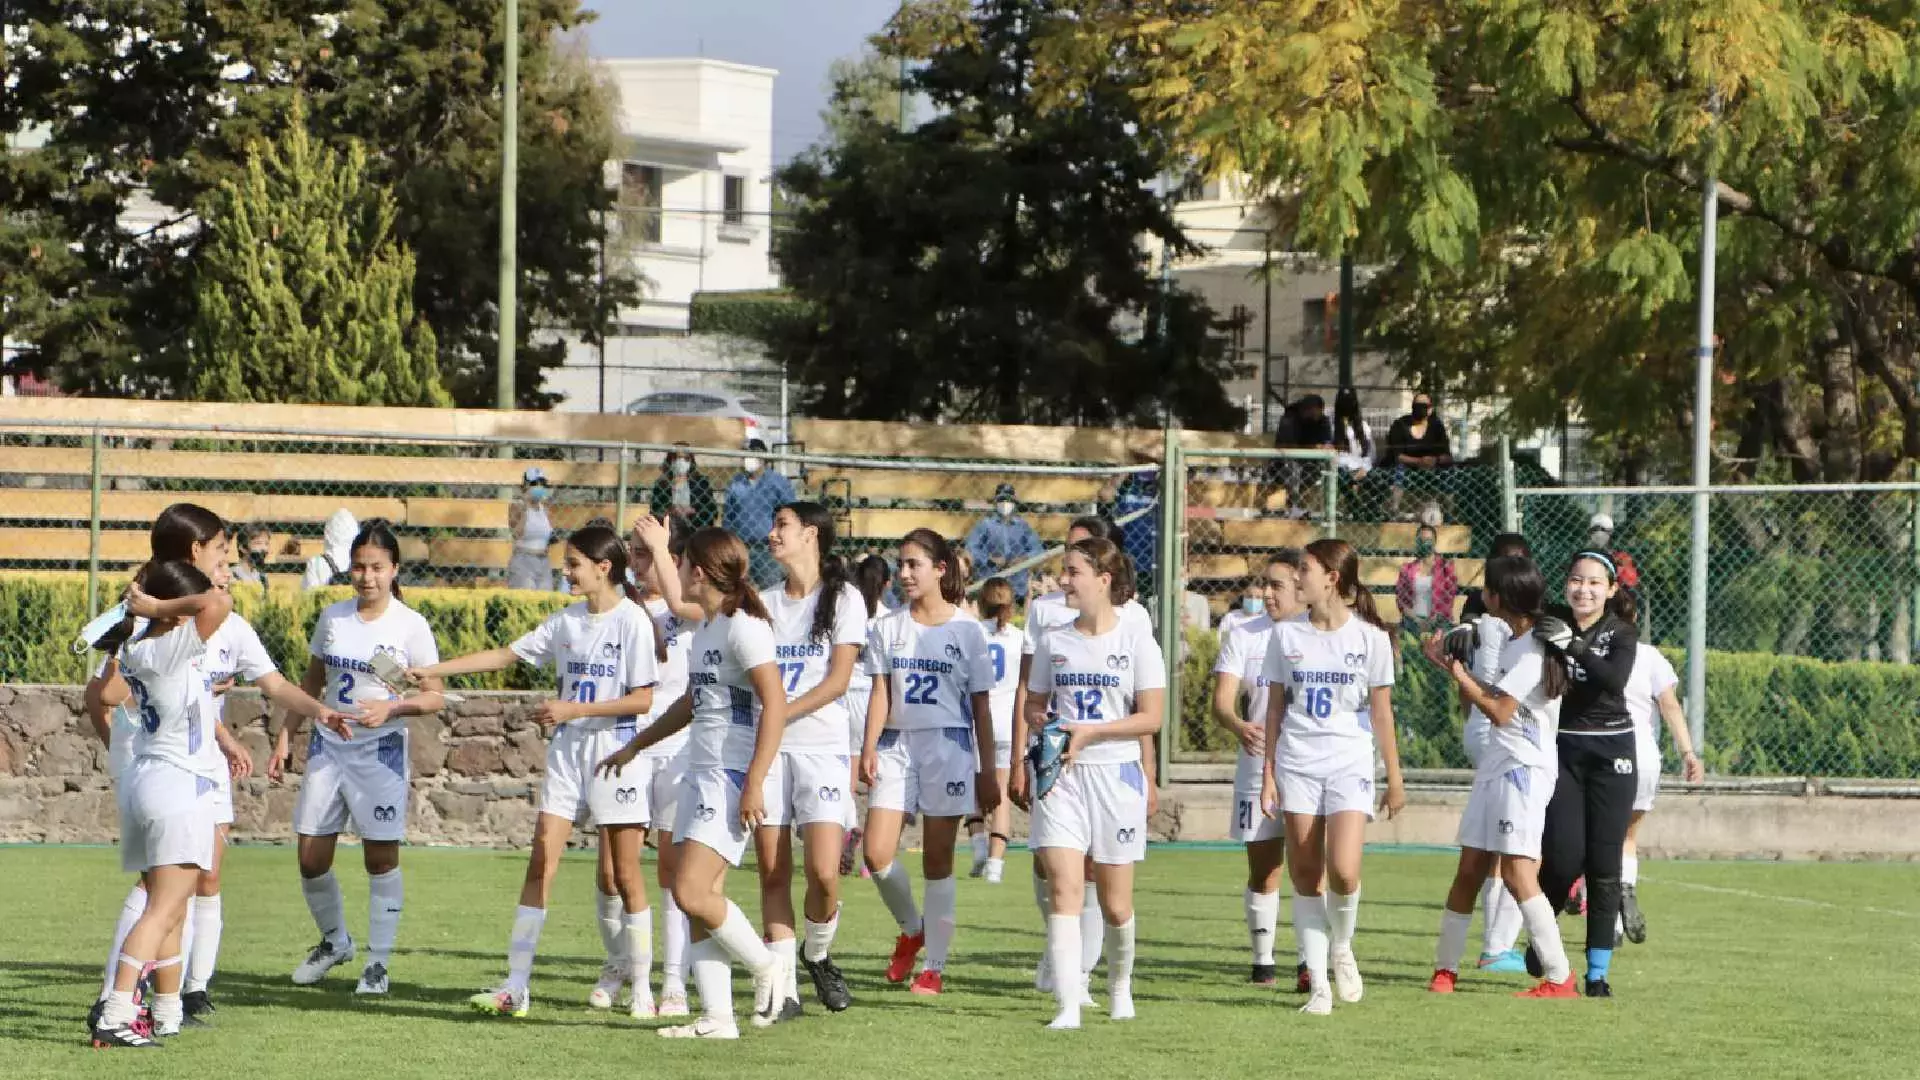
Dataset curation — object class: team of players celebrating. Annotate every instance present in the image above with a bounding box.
[82,497,1698,1048]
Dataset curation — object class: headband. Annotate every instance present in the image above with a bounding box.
[1571,550,1617,580]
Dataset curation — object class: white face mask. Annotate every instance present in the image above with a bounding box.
[996,501,1015,518]
[743,457,763,475]
[671,458,691,477]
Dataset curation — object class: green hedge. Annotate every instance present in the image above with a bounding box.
[1174,628,1920,780]
[0,579,570,691]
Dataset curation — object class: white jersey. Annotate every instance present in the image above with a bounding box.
[1218,607,1263,638]
[308,599,441,742]
[762,581,868,754]
[1022,591,1153,656]
[1262,613,1395,777]
[1623,643,1678,741]
[685,610,778,772]
[1476,632,1564,775]
[1461,615,1514,759]
[510,597,660,735]
[1026,616,1166,766]
[640,597,693,757]
[193,613,278,775]
[1213,613,1294,734]
[866,607,995,733]
[983,619,1025,740]
[120,622,214,778]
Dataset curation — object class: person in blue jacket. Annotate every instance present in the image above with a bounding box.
[722,438,796,587]
[1102,452,1161,601]
[965,484,1045,601]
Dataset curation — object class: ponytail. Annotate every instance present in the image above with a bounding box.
[901,528,965,605]
[1485,555,1570,700]
[102,560,214,658]
[1066,537,1137,606]
[688,527,769,623]
[978,577,1016,631]
[1305,538,1385,630]
[784,501,852,643]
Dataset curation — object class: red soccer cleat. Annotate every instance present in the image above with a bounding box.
[1516,976,1579,999]
[1427,969,1457,994]
[885,932,926,984]
[908,969,943,996]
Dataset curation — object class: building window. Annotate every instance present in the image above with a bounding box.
[722,175,746,225]
[621,163,663,244]
[1301,296,1334,353]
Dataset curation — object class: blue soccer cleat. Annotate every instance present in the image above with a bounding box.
[1030,712,1069,801]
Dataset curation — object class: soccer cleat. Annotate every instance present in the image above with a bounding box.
[885,931,926,984]
[1109,984,1135,1021]
[291,936,356,985]
[629,989,656,1019]
[777,996,804,1021]
[1516,976,1579,999]
[588,961,625,1009]
[656,989,691,1018]
[749,958,785,1028]
[1047,1005,1082,1031]
[1427,969,1458,994]
[1330,948,1364,1003]
[86,998,105,1034]
[803,954,853,1012]
[1295,962,1311,993]
[1586,978,1613,998]
[1477,949,1528,974]
[354,962,389,996]
[1030,713,1070,801]
[659,1017,739,1040]
[152,1010,182,1038]
[467,987,529,1018]
[1620,885,1647,944]
[91,1023,161,1049]
[1299,985,1334,1015]
[908,969,944,996]
[969,857,987,879]
[181,990,214,1025]
[1250,963,1278,986]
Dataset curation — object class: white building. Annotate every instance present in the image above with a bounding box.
[543,57,786,422]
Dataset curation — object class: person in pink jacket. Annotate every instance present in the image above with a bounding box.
[1394,524,1458,637]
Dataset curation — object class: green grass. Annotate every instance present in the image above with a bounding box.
[3,844,1918,1078]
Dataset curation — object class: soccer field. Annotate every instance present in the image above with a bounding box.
[3,845,1914,1079]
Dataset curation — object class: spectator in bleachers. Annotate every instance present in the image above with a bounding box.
[1272,394,1334,517]
[649,442,717,529]
[965,483,1044,602]
[231,526,272,586]
[1383,392,1454,519]
[1101,448,1161,600]
[1332,387,1373,480]
[722,438,795,587]
[505,467,554,590]
[1395,523,1458,638]
[301,508,359,590]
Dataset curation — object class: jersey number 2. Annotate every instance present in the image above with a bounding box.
[903,673,941,706]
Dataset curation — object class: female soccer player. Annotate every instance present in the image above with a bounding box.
[1419,556,1581,998]
[966,576,1024,884]
[86,504,341,1028]
[756,502,867,1015]
[1617,596,1705,944]
[1026,538,1166,1030]
[597,527,788,1039]
[1257,538,1405,1016]
[860,529,999,996]
[1211,550,1305,988]
[270,521,446,996]
[1535,552,1641,997]
[412,526,661,1018]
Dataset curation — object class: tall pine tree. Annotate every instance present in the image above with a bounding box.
[190,108,449,407]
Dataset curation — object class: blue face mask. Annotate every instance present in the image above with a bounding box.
[1241,596,1264,616]
[75,602,130,654]
[528,485,550,502]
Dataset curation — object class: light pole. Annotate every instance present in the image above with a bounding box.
[497,0,519,411]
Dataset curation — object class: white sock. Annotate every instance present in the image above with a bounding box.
[708,901,774,971]
[150,992,183,1033]
[1104,916,1136,992]
[803,912,839,963]
[662,893,690,993]
[101,886,147,1000]
[1079,883,1103,974]
[1519,895,1571,983]
[1435,909,1473,974]
[985,857,1004,880]
[1327,888,1360,953]
[1477,876,1504,955]
[1045,913,1080,1012]
[1245,889,1280,966]
[770,936,798,1002]
[596,892,624,962]
[185,894,222,993]
[871,861,922,936]
[625,911,653,998]
[100,988,140,1028]
[506,905,546,993]
[971,831,989,865]
[1623,852,1640,887]
[688,938,734,1023]
[1487,884,1524,955]
[1293,895,1330,983]
[924,877,958,973]
[367,870,402,965]
[301,871,349,948]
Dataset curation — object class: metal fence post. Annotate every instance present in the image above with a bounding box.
[615,443,630,533]
[1156,426,1182,785]
[1320,450,1339,539]
[87,426,103,619]
[1499,435,1517,533]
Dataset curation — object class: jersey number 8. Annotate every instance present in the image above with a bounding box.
[988,644,1006,682]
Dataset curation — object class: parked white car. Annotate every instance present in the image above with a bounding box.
[624,388,783,445]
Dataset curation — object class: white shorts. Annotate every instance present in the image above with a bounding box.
[642,749,689,832]
[540,723,652,827]
[1279,759,1377,820]
[1633,731,1661,812]
[1230,751,1284,844]
[1029,761,1149,865]
[844,687,870,757]
[869,727,976,819]
[119,758,218,873]
[507,550,549,590]
[208,772,235,828]
[294,729,410,842]
[1463,716,1491,769]
[674,766,751,866]
[762,750,852,830]
[1457,764,1554,860]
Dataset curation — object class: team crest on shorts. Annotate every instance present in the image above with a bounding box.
[615,787,638,804]
[1613,758,1635,774]
[372,805,397,822]
[1498,820,1514,834]
[695,802,717,822]
[945,781,968,797]
[818,785,842,802]
[1116,827,1137,843]
[1356,777,1372,792]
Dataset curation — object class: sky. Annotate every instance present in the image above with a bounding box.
[581,1,905,162]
